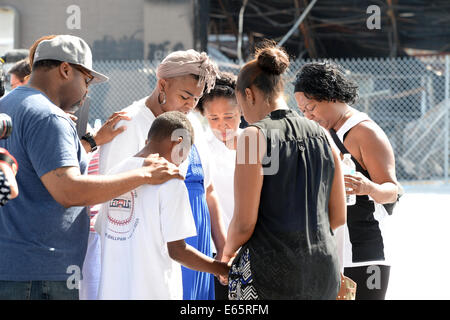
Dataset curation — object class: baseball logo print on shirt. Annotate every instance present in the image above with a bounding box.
[106,190,139,240]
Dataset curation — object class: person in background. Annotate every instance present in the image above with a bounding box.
[196,72,242,300]
[8,59,31,89]
[78,147,101,300]
[221,42,346,300]
[98,49,227,300]
[78,114,132,301]
[294,62,399,300]
[0,148,18,205]
[0,60,19,205]
[0,34,181,300]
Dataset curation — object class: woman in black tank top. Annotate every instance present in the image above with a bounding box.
[293,62,399,300]
[220,43,347,300]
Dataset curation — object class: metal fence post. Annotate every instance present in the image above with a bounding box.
[445,55,449,183]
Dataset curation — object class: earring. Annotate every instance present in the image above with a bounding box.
[158,91,167,105]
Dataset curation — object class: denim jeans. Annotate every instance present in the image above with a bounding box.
[0,280,79,300]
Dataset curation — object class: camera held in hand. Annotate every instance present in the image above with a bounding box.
[0,114,12,140]
[0,58,5,97]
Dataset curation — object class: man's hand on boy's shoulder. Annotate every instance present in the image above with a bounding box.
[142,153,184,184]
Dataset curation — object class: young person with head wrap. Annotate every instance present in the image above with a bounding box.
[98,50,217,175]
[97,50,227,300]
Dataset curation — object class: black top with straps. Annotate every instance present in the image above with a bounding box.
[329,128,385,263]
[234,109,340,299]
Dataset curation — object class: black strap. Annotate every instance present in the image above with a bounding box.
[81,132,97,152]
[329,129,349,155]
[329,128,370,179]
[329,129,399,215]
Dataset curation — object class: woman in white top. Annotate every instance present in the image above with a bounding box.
[196,72,242,300]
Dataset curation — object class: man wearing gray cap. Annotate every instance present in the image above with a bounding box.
[0,35,182,300]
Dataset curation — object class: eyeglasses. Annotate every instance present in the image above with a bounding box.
[70,64,94,86]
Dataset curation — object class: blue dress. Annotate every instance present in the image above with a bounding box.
[182,144,215,300]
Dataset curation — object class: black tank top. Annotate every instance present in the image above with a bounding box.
[329,124,385,264]
[238,109,340,299]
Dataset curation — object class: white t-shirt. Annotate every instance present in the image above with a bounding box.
[205,128,242,232]
[99,97,155,175]
[95,157,197,300]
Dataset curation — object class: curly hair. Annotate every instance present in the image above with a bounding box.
[294,62,358,105]
[196,71,237,114]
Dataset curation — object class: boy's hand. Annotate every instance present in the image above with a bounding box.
[214,260,230,286]
[218,253,235,286]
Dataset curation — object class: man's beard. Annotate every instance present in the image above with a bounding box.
[63,93,88,114]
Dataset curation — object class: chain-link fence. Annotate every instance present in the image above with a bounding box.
[89,56,450,182]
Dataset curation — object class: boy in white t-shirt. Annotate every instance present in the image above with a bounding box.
[95,111,229,300]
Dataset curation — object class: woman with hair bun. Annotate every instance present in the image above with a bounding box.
[221,43,346,300]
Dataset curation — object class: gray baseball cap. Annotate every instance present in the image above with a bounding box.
[33,35,108,84]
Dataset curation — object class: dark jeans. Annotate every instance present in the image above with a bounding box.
[0,280,79,300]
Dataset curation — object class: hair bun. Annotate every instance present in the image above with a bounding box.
[256,47,290,75]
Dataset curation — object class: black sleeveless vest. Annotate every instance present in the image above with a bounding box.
[238,109,340,299]
[329,125,385,264]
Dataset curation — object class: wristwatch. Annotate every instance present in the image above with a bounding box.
[81,132,97,152]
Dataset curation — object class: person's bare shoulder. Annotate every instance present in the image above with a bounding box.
[347,119,390,148]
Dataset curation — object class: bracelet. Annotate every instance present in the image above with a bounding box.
[81,132,98,152]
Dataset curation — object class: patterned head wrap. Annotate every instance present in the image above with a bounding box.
[156,49,219,93]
